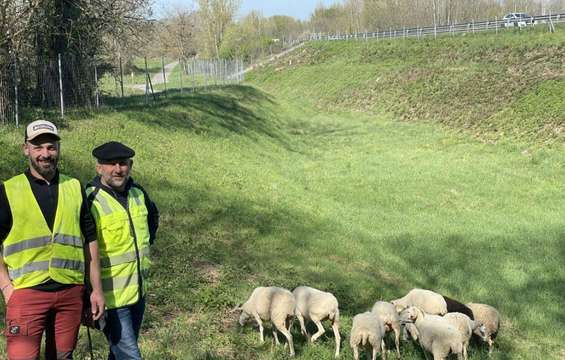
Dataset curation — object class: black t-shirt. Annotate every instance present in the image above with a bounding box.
[0,170,97,291]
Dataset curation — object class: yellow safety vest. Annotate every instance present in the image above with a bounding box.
[87,185,151,309]
[3,173,85,289]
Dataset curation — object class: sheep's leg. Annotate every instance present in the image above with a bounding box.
[381,339,386,360]
[488,337,494,355]
[272,327,281,345]
[275,321,295,357]
[332,320,340,358]
[393,326,401,358]
[463,342,468,360]
[310,320,326,343]
[353,345,360,360]
[253,313,264,343]
[296,312,309,339]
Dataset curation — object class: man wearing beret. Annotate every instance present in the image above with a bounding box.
[0,119,105,360]
[86,141,159,360]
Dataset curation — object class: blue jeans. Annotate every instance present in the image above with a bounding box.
[103,298,145,360]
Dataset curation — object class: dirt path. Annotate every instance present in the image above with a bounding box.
[133,60,179,92]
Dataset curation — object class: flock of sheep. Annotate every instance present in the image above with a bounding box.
[235,286,500,359]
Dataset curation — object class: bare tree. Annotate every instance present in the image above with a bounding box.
[197,0,241,58]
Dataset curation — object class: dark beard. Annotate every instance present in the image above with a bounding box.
[30,157,58,179]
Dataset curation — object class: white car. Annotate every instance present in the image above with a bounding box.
[503,13,534,27]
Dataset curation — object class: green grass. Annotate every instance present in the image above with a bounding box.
[249,24,565,144]
[0,27,564,359]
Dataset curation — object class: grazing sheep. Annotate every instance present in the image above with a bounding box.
[237,286,296,356]
[371,301,401,358]
[466,303,500,355]
[443,295,474,320]
[293,286,341,358]
[399,306,464,360]
[350,312,387,360]
[443,312,486,360]
[391,288,448,315]
[391,289,473,319]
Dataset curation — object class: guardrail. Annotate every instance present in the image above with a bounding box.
[306,13,565,42]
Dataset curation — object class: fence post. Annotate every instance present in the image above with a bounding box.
[144,56,149,104]
[58,53,64,119]
[94,64,100,109]
[472,19,475,33]
[496,17,498,34]
[119,54,124,97]
[13,56,19,128]
[191,60,196,91]
[161,56,167,97]
[179,58,183,93]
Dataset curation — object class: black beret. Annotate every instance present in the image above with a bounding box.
[92,141,135,161]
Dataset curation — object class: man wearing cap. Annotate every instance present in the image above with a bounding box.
[0,119,105,360]
[86,141,159,360]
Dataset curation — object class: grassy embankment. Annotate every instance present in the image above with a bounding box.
[0,26,564,359]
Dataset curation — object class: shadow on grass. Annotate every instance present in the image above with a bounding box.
[98,86,295,149]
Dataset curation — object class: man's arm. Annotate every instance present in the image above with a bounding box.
[80,185,104,319]
[0,255,13,304]
[136,184,159,245]
[85,241,104,320]
[0,184,13,303]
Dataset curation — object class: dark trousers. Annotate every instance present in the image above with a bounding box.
[103,298,145,360]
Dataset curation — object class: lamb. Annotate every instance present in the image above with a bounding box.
[466,303,500,355]
[293,286,341,358]
[399,306,464,360]
[391,289,474,319]
[237,286,296,356]
[443,312,486,360]
[371,301,401,358]
[350,312,387,360]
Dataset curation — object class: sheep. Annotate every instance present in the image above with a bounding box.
[443,312,486,360]
[237,286,296,356]
[399,306,464,360]
[466,303,500,355]
[292,286,341,358]
[371,301,401,358]
[391,288,448,315]
[391,289,474,319]
[350,312,387,360]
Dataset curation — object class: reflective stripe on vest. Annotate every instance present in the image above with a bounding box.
[3,174,85,289]
[87,185,151,309]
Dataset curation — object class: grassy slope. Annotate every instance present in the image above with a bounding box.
[249,26,564,144]
[0,28,563,360]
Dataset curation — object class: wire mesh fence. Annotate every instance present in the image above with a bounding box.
[0,54,245,126]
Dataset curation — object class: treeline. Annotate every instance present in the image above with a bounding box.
[0,0,563,117]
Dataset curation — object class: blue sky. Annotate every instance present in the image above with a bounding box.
[153,0,339,20]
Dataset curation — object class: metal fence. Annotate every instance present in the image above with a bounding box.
[307,13,565,41]
[0,54,245,126]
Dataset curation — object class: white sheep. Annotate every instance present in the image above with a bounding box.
[293,286,341,358]
[466,303,500,355]
[237,286,296,356]
[350,311,387,360]
[391,288,448,315]
[443,312,486,360]
[371,301,401,358]
[399,306,464,360]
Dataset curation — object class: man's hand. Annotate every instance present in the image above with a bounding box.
[90,288,105,321]
[1,283,13,304]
